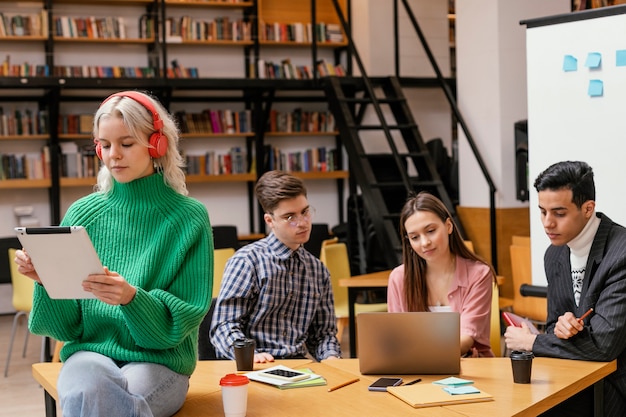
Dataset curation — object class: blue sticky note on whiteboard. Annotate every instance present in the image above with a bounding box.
[617,50,626,67]
[588,79,603,97]
[563,55,577,72]
[585,52,602,69]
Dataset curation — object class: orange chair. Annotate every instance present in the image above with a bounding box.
[509,244,547,324]
[212,248,236,298]
[320,242,387,339]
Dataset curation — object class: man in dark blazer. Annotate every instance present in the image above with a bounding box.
[505,160,626,417]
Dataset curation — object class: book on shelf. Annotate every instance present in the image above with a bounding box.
[263,145,338,173]
[1,11,48,37]
[0,108,48,136]
[259,21,343,43]
[268,109,335,133]
[53,16,127,40]
[185,147,248,176]
[0,146,50,180]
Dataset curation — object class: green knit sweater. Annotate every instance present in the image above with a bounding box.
[29,173,213,376]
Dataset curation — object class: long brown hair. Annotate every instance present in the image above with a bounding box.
[400,192,495,311]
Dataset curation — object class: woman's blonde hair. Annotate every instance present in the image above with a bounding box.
[93,91,188,195]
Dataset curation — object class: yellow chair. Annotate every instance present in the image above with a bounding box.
[510,244,547,324]
[213,248,236,298]
[490,281,502,356]
[512,235,531,247]
[320,242,387,339]
[4,248,35,377]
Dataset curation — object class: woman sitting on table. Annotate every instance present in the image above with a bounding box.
[387,192,495,357]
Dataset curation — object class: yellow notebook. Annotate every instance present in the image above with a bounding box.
[387,383,493,408]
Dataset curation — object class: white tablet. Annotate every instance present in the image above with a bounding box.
[15,226,104,299]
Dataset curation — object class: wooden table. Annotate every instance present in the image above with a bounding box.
[324,357,616,417]
[339,269,390,357]
[33,357,615,417]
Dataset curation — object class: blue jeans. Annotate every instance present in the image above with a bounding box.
[57,351,189,417]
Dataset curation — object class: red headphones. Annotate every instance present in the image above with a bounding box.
[94,91,169,160]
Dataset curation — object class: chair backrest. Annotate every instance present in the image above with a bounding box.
[8,248,34,313]
[212,225,240,250]
[511,235,531,247]
[0,237,21,285]
[320,242,350,318]
[213,247,236,299]
[463,240,475,253]
[490,281,501,356]
[198,298,218,360]
[303,223,332,258]
[510,244,547,322]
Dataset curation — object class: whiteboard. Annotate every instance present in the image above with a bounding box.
[524,6,626,285]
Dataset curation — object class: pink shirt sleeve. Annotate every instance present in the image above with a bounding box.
[387,265,407,312]
[449,256,494,356]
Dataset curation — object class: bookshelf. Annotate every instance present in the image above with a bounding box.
[0,0,351,236]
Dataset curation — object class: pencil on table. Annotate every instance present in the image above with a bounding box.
[327,378,359,392]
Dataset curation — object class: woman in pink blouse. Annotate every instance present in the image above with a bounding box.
[387,192,496,357]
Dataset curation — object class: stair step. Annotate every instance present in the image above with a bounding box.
[360,152,428,159]
[348,124,415,130]
[339,97,404,104]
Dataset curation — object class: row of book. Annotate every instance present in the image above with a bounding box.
[185,147,247,176]
[175,109,253,134]
[0,11,48,37]
[263,145,339,173]
[165,16,252,42]
[256,58,345,80]
[53,65,158,78]
[0,108,49,136]
[59,114,94,135]
[59,142,100,178]
[1,147,51,180]
[267,109,335,133]
[53,16,130,40]
[259,21,343,43]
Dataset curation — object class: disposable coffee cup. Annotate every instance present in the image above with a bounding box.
[220,373,249,417]
[233,338,255,371]
[510,350,534,384]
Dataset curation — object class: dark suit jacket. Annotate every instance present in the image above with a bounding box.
[533,213,626,416]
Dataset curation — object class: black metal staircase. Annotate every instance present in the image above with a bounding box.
[325,75,463,269]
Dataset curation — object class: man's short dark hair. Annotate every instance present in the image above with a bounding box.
[255,170,307,213]
[533,161,595,208]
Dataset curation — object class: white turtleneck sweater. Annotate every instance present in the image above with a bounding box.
[566,212,601,306]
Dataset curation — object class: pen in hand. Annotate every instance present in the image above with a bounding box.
[327,378,359,392]
[578,308,593,324]
[404,378,421,386]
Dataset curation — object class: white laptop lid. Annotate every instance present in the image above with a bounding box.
[356,312,461,375]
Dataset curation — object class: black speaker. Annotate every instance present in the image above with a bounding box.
[514,120,529,202]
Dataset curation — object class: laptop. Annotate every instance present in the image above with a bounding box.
[357,312,461,375]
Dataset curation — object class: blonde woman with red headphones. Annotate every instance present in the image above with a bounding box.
[14,91,213,417]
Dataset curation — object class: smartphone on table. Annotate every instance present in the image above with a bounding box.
[258,368,310,382]
[368,377,403,391]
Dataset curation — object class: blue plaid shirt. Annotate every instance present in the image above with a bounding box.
[210,233,341,361]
